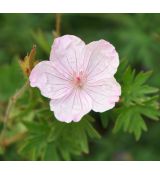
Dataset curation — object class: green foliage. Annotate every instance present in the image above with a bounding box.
[113,60,160,140]
[19,114,100,160]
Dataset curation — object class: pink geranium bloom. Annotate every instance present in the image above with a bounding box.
[29,35,121,123]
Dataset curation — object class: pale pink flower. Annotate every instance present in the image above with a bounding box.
[29,35,121,123]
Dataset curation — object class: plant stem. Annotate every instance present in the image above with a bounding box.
[1,132,26,147]
[0,81,29,145]
[55,13,61,37]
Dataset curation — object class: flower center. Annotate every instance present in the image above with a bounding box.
[73,71,86,88]
[75,76,82,87]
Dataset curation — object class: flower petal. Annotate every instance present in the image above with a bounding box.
[84,40,119,82]
[50,35,86,73]
[29,61,72,99]
[85,77,121,112]
[50,89,92,123]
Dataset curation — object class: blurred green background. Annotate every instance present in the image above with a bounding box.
[0,14,160,160]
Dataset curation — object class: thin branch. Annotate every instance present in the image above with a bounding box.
[0,81,29,144]
[55,13,61,37]
[0,132,26,147]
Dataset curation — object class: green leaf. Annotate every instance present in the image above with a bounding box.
[44,142,60,161]
[113,60,160,140]
[18,115,100,160]
[113,106,148,140]
[134,71,152,86]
